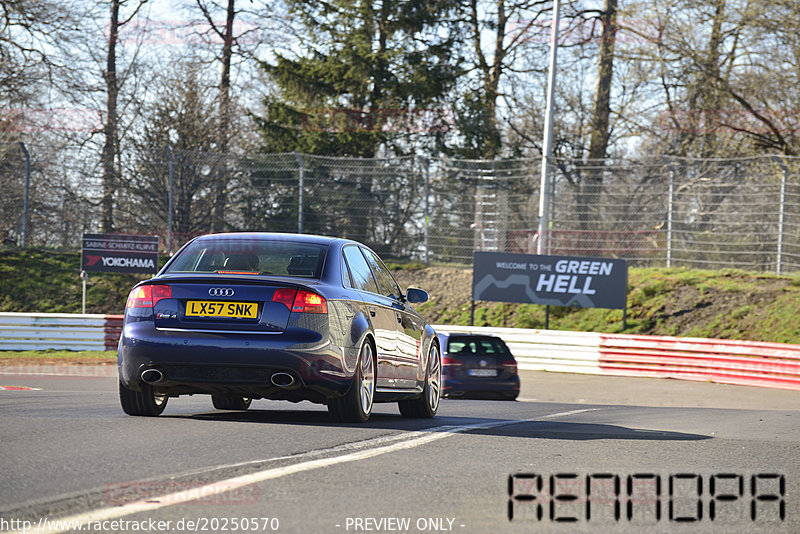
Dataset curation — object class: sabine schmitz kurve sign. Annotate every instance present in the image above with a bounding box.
[81,233,159,274]
[472,251,628,310]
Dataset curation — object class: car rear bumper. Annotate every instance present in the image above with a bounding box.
[118,321,356,403]
[442,375,520,399]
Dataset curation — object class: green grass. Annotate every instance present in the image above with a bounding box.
[0,248,152,314]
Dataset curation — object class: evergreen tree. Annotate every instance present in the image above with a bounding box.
[254,0,460,157]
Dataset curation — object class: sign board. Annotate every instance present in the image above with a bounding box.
[81,233,159,274]
[472,251,628,310]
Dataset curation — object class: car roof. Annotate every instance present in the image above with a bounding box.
[439,333,503,340]
[190,232,345,246]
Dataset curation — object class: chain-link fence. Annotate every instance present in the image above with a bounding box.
[3,143,799,273]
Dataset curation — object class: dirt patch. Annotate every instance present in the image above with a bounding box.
[393,266,473,323]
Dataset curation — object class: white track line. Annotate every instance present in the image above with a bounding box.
[9,409,600,534]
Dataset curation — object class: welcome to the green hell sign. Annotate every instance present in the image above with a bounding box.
[473,251,628,310]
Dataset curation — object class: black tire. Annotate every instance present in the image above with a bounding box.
[119,380,168,416]
[328,341,375,423]
[212,395,252,410]
[399,342,441,418]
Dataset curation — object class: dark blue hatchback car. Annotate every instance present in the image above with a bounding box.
[118,233,441,422]
[439,333,520,400]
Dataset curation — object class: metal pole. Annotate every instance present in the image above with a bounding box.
[422,156,430,265]
[295,152,305,233]
[19,142,30,249]
[774,156,788,275]
[167,146,174,255]
[537,0,561,255]
[667,160,675,268]
[80,270,88,314]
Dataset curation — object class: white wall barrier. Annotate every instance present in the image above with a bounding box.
[1,313,798,391]
[0,312,123,351]
[434,325,604,375]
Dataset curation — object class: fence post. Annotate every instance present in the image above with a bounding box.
[773,156,788,275]
[422,156,430,265]
[294,152,304,234]
[664,157,676,268]
[167,146,174,255]
[19,142,30,249]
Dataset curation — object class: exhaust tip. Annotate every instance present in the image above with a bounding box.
[271,372,295,388]
[141,369,164,385]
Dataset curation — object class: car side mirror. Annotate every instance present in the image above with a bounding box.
[405,287,428,304]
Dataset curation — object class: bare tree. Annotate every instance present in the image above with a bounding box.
[191,0,272,231]
[125,63,221,236]
[100,0,148,232]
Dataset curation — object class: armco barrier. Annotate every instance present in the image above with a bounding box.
[0,312,123,351]
[434,325,800,391]
[1,314,798,391]
[598,334,800,391]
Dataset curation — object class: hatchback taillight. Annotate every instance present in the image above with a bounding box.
[502,359,518,374]
[271,288,327,314]
[126,284,172,308]
[442,357,463,367]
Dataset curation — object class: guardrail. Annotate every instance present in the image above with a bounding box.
[0,313,122,351]
[434,325,800,391]
[1,313,798,391]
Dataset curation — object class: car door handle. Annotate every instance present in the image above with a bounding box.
[395,312,403,324]
[368,306,376,317]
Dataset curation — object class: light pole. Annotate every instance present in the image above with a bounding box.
[537,0,561,255]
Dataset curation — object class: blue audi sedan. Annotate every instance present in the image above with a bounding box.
[118,233,441,422]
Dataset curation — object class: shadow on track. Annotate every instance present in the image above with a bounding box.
[163,408,710,442]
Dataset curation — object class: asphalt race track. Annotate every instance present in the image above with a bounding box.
[1,368,798,534]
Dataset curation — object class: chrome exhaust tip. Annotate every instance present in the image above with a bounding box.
[141,369,164,385]
[270,372,295,388]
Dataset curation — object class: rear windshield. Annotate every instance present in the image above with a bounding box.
[165,238,327,278]
[447,337,508,355]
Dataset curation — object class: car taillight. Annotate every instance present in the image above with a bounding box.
[271,289,327,314]
[126,284,172,308]
[502,359,518,374]
[442,357,463,367]
[272,288,296,309]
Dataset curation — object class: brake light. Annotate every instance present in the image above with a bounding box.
[502,359,518,374]
[293,290,327,314]
[442,357,463,367]
[271,288,327,314]
[126,284,172,308]
[272,288,296,309]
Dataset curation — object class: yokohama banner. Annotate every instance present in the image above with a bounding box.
[472,251,628,310]
[81,233,159,274]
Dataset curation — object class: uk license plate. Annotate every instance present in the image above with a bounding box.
[468,369,497,377]
[185,301,258,319]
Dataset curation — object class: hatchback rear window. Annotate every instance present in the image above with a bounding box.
[165,238,327,278]
[447,337,507,355]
